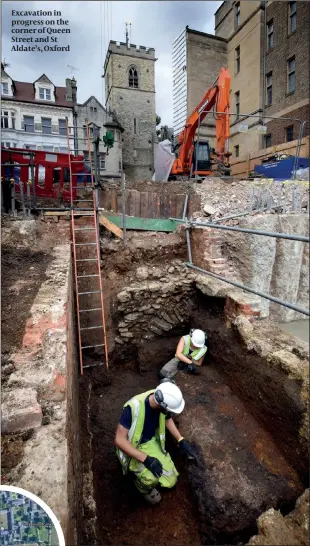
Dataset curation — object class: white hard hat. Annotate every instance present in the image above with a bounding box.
[191,329,205,348]
[154,381,185,414]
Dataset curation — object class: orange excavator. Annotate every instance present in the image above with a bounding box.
[154,67,231,180]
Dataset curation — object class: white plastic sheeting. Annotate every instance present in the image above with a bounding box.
[295,168,309,181]
[152,140,176,182]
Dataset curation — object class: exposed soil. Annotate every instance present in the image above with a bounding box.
[1,246,52,353]
[80,366,201,546]
[79,343,304,546]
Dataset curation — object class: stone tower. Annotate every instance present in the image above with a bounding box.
[104,41,157,182]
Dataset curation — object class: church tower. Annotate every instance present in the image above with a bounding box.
[104,40,157,181]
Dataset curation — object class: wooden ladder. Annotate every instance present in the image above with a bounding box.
[66,119,108,374]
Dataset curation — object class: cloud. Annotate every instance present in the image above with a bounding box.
[2,1,222,126]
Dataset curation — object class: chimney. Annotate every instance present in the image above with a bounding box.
[66,78,72,101]
[71,77,77,104]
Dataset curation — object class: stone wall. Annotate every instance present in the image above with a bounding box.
[105,42,156,182]
[188,211,309,322]
[114,262,196,352]
[1,243,75,541]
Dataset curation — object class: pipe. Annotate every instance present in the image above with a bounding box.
[182,192,189,221]
[187,263,310,317]
[122,172,127,246]
[169,217,309,243]
[262,0,267,149]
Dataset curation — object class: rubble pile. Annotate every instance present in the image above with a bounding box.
[192,178,309,222]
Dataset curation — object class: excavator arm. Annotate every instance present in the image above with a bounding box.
[171,67,231,176]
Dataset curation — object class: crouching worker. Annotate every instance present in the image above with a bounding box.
[114,381,196,504]
[159,329,208,379]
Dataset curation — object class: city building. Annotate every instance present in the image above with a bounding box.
[75,95,123,179]
[172,26,227,147]
[176,1,309,161]
[104,40,157,181]
[263,0,310,146]
[215,0,264,155]
[1,65,75,152]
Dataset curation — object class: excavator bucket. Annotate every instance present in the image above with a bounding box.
[153,140,175,181]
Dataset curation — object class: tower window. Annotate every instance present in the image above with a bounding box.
[134,118,137,134]
[129,67,139,88]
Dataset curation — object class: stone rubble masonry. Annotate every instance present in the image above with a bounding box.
[247,488,309,546]
[115,261,197,344]
[1,388,42,434]
[1,242,72,541]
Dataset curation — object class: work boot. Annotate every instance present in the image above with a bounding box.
[143,488,162,504]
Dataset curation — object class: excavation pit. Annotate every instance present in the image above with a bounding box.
[79,274,308,546]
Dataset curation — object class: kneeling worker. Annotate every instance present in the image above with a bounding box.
[114,381,196,504]
[159,329,208,379]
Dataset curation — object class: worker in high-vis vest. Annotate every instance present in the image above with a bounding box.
[114,380,197,504]
[159,329,208,379]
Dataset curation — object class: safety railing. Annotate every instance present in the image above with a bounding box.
[170,208,310,317]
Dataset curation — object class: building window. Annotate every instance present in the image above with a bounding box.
[235,91,240,119]
[116,130,120,141]
[58,119,66,136]
[129,67,139,88]
[2,82,9,95]
[83,125,87,138]
[267,20,273,50]
[119,161,122,171]
[54,146,60,152]
[90,106,97,113]
[23,115,35,133]
[234,145,240,158]
[289,1,296,34]
[133,118,137,134]
[235,2,240,27]
[1,110,15,129]
[100,158,106,170]
[24,144,33,150]
[265,134,271,148]
[266,72,272,105]
[4,142,11,148]
[39,87,51,101]
[287,57,295,93]
[42,117,52,134]
[235,46,240,73]
[286,125,294,142]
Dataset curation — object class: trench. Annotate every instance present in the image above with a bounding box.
[78,265,307,546]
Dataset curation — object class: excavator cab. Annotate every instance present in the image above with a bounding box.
[191,141,211,176]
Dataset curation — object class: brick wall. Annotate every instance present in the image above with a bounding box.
[191,227,231,276]
[264,1,310,116]
[266,104,310,147]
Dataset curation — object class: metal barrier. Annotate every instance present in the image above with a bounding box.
[170,213,310,317]
[196,110,308,181]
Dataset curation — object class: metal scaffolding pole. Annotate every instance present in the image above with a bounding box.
[169,217,309,243]
[122,172,127,246]
[187,263,310,317]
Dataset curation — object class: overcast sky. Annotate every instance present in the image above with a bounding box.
[2,1,221,126]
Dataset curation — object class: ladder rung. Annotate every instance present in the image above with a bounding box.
[75,242,97,246]
[81,343,105,349]
[79,308,102,312]
[83,363,106,369]
[73,200,93,202]
[77,274,100,278]
[78,290,102,295]
[80,325,103,331]
[74,227,95,231]
[76,258,97,262]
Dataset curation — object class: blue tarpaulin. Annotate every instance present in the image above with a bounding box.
[254,156,309,180]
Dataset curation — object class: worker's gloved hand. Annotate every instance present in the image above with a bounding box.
[144,456,163,478]
[187,363,200,374]
[179,440,198,464]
